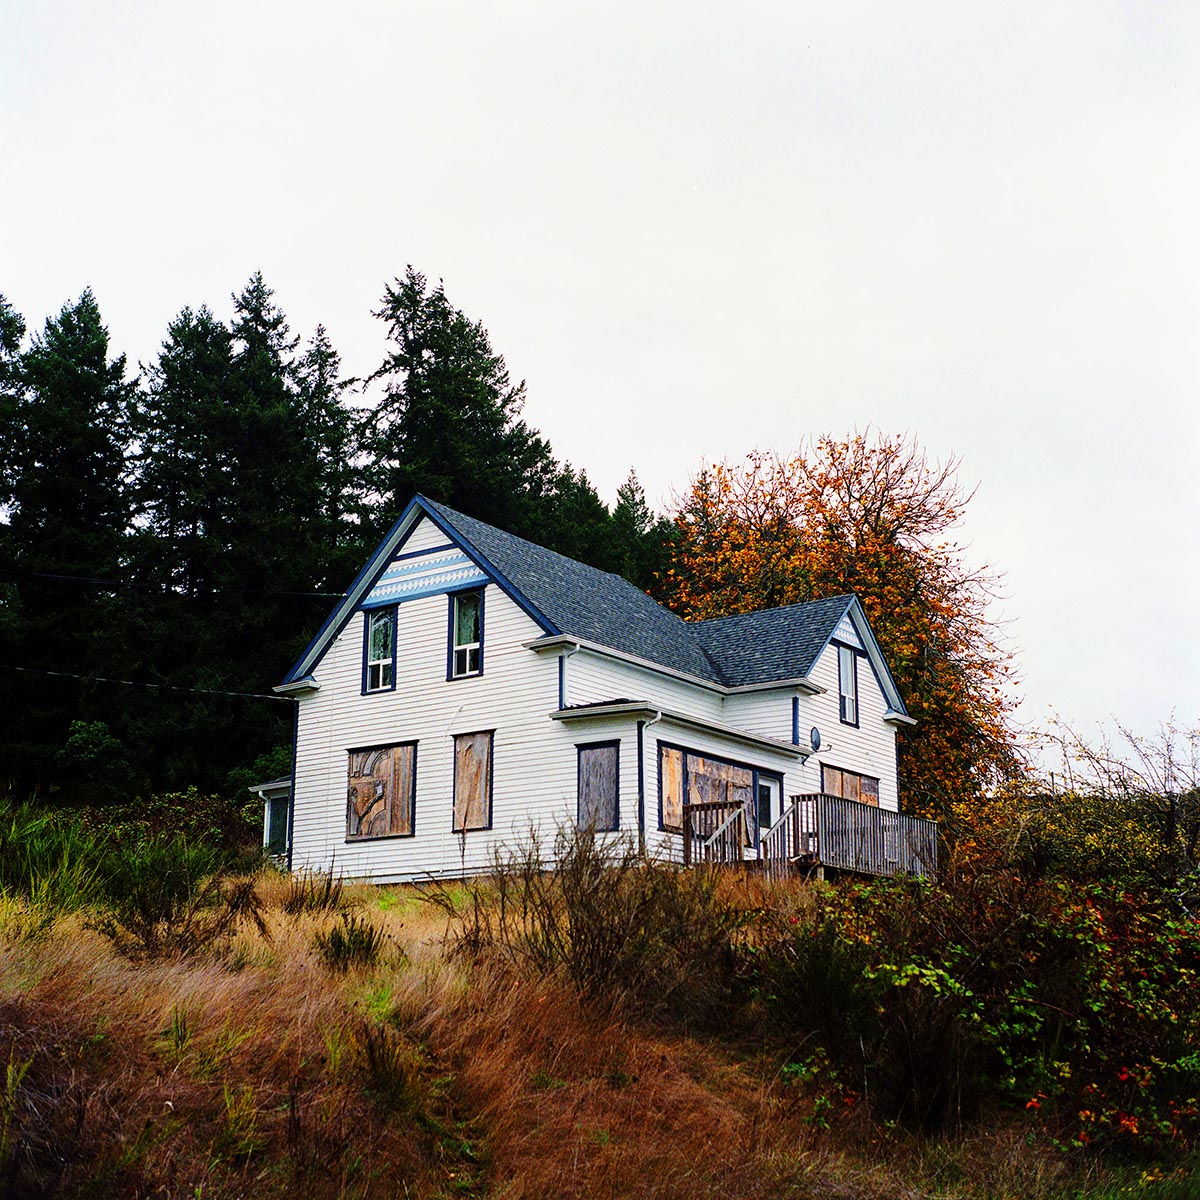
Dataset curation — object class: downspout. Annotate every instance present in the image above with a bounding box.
[637,709,663,855]
[557,642,581,709]
[285,699,299,872]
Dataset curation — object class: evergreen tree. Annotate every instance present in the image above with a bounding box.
[293,324,359,587]
[1,290,138,794]
[611,470,674,591]
[362,267,559,541]
[127,276,355,791]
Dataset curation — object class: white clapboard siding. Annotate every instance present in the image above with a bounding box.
[293,583,597,882]
[721,690,794,742]
[800,641,899,810]
[401,515,455,554]
[566,649,724,722]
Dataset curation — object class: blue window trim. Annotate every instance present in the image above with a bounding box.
[345,740,419,841]
[361,607,398,695]
[451,729,495,832]
[446,585,485,681]
[576,739,620,832]
[656,739,782,834]
[833,639,861,727]
[792,695,800,745]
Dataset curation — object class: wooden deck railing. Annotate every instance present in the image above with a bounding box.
[762,793,937,880]
[681,800,749,868]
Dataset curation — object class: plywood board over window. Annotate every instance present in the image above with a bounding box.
[347,743,415,838]
[660,745,684,831]
[454,731,493,831]
[687,753,755,845]
[577,741,619,832]
[821,764,879,807]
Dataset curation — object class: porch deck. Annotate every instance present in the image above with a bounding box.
[682,793,937,880]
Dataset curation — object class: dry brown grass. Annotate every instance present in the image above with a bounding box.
[0,880,1173,1199]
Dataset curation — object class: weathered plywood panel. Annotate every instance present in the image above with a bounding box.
[454,732,492,831]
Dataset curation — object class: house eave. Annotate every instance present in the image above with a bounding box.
[526,634,823,698]
[274,676,319,696]
[883,710,917,727]
[550,702,809,760]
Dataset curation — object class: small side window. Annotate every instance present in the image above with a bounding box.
[577,742,619,832]
[838,644,858,725]
[364,609,396,692]
[449,590,483,678]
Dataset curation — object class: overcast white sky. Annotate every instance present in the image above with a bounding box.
[2,1,1197,745]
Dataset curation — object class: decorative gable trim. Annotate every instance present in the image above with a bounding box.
[361,546,487,609]
[280,496,558,686]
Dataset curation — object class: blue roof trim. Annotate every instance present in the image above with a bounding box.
[844,596,910,718]
[280,500,421,684]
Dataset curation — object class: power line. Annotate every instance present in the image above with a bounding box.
[0,568,345,599]
[0,663,295,702]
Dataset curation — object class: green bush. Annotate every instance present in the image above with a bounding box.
[94,833,266,959]
[0,800,103,916]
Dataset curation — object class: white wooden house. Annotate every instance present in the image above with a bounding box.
[275,496,936,882]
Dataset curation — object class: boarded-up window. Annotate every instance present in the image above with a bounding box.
[687,754,755,845]
[577,742,619,831]
[347,744,416,838]
[660,745,684,831]
[454,731,493,831]
[822,764,879,807]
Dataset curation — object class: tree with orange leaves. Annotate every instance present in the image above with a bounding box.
[657,435,1020,820]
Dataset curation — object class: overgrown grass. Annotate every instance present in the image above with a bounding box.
[2,809,1198,1197]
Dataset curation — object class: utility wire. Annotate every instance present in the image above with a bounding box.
[0,663,295,702]
[0,568,345,598]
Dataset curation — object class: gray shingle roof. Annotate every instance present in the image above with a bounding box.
[424,498,852,689]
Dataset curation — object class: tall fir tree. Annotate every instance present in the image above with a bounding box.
[363,267,558,541]
[362,267,621,568]
[1,290,138,795]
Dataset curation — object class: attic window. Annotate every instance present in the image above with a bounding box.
[364,608,396,693]
[449,589,483,678]
[838,644,858,725]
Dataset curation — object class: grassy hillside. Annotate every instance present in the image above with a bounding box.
[1,810,1198,1198]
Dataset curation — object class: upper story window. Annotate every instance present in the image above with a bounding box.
[838,643,858,725]
[364,608,396,693]
[449,589,483,678]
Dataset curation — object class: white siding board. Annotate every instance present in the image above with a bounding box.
[722,690,794,742]
[400,515,455,554]
[566,650,723,722]
[801,643,898,810]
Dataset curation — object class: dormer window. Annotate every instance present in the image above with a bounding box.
[838,644,858,725]
[364,608,396,693]
[449,589,483,678]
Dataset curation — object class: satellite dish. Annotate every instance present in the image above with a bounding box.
[810,726,821,752]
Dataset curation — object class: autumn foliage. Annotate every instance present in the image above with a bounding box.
[658,435,1019,819]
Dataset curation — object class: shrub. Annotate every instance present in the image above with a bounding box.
[357,1023,426,1116]
[283,867,345,915]
[0,800,103,916]
[94,834,267,959]
[313,912,388,973]
[432,825,747,1026]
